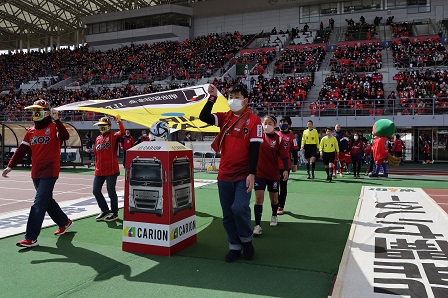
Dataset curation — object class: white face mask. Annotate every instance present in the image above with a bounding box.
[263,125,274,134]
[228,98,245,112]
[354,136,359,140]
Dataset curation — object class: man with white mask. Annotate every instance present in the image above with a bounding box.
[199,84,263,263]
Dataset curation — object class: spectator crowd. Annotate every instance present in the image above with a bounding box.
[392,38,448,68]
[1,25,448,120]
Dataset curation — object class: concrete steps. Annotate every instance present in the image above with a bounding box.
[378,25,392,42]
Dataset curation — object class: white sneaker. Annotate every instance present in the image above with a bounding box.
[270,216,278,227]
[253,225,262,236]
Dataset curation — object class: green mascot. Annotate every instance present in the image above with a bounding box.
[369,119,396,177]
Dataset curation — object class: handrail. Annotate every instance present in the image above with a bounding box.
[4,97,445,123]
[249,97,448,118]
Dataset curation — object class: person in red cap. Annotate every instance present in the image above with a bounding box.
[92,115,125,222]
[2,100,73,248]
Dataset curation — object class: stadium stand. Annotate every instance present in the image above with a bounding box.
[274,46,326,74]
[391,37,448,68]
[1,14,448,123]
[330,43,383,73]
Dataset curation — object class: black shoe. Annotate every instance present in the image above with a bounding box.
[242,241,255,260]
[225,250,241,263]
[307,175,311,179]
[326,175,330,181]
[95,211,111,222]
[104,213,118,222]
[312,173,315,179]
[369,172,379,178]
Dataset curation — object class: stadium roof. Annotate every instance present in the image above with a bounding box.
[0,0,191,51]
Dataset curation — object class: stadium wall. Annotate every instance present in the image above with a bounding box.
[289,115,448,129]
[192,0,448,37]
[85,25,191,51]
[81,4,193,51]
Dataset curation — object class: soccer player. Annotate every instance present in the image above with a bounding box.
[319,127,339,182]
[301,120,319,179]
[199,84,262,263]
[333,125,350,177]
[332,124,345,177]
[350,133,365,178]
[253,115,289,236]
[276,116,298,215]
[84,132,93,160]
[92,115,125,222]
[391,134,405,165]
[2,100,73,247]
[422,139,433,164]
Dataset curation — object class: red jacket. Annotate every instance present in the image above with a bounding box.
[120,135,135,151]
[350,140,365,155]
[392,139,404,153]
[372,136,389,161]
[94,121,125,176]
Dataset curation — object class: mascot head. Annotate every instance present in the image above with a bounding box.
[372,119,396,137]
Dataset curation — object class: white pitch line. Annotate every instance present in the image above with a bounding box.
[0,182,123,193]
[0,197,32,202]
[57,177,95,182]
[55,180,125,186]
[0,180,31,183]
[53,192,93,197]
[53,182,96,187]
[0,187,37,191]
[52,186,123,196]
[428,194,448,197]
[0,200,32,207]
[58,176,125,181]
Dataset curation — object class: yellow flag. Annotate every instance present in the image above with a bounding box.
[55,84,229,132]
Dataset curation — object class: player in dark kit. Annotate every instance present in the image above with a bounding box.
[276,117,298,215]
[253,115,289,236]
[350,133,365,178]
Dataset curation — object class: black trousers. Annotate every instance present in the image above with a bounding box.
[278,169,291,208]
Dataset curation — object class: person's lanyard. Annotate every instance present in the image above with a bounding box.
[217,110,248,152]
